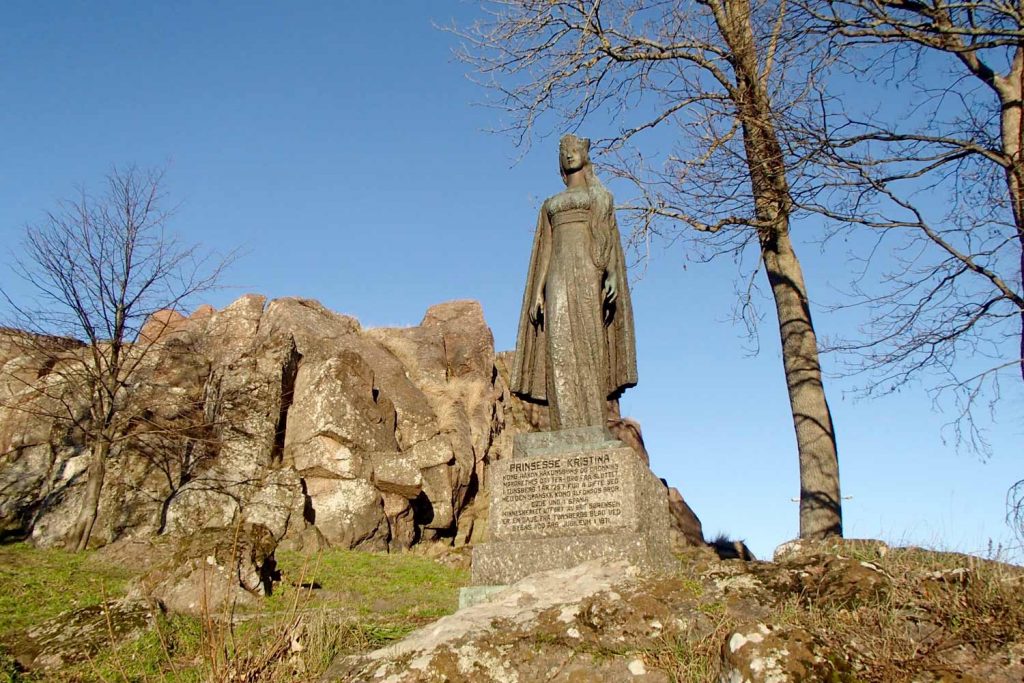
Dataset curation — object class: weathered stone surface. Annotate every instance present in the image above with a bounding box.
[0,296,511,553]
[452,488,488,548]
[286,352,399,470]
[472,532,672,586]
[369,301,501,538]
[511,425,619,457]
[372,453,424,499]
[421,300,496,380]
[241,468,305,540]
[489,447,651,541]
[457,584,508,610]
[1,293,701,575]
[409,433,455,469]
[470,433,674,585]
[331,543,1024,683]
[667,485,705,548]
[279,524,331,553]
[0,332,86,542]
[721,622,849,682]
[607,416,650,467]
[382,491,417,550]
[137,524,277,616]
[773,536,890,562]
[6,598,160,672]
[304,477,386,549]
[154,293,300,539]
[138,308,187,343]
[325,560,650,683]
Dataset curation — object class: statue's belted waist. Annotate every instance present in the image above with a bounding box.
[550,208,590,228]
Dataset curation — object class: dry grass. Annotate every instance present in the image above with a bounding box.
[2,540,1019,682]
[630,543,1024,683]
[782,546,1024,682]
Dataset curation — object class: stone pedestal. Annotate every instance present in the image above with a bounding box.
[464,427,673,602]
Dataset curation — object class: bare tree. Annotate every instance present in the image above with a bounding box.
[800,0,1024,542]
[803,0,1024,448]
[452,0,845,538]
[1,166,233,550]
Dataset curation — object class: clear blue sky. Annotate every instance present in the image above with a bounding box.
[2,1,1020,561]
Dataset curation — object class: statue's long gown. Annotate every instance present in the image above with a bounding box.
[543,188,607,428]
[511,183,638,429]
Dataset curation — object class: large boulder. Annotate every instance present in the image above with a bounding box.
[135,523,278,616]
[0,293,704,560]
[0,330,86,541]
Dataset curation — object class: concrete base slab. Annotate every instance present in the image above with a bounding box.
[472,531,675,585]
[458,585,509,610]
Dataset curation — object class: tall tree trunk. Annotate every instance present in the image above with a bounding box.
[67,440,108,551]
[998,49,1024,382]
[744,119,843,539]
[760,227,843,538]
[721,0,843,539]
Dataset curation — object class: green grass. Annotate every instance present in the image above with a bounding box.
[0,543,468,682]
[271,548,467,621]
[56,614,206,683]
[0,543,135,637]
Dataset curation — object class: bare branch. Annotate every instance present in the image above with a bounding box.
[0,165,237,550]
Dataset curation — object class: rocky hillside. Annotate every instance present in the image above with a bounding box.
[0,295,519,552]
[2,297,1021,682]
[0,295,700,556]
[328,539,1024,682]
[5,536,1020,681]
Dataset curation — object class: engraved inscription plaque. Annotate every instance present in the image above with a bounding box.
[467,429,674,589]
[489,448,644,541]
[500,454,623,535]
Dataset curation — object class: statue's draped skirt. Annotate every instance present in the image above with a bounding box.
[544,214,607,429]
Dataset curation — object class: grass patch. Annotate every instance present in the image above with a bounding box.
[271,548,467,621]
[182,549,468,681]
[0,543,467,682]
[57,613,205,683]
[0,543,135,637]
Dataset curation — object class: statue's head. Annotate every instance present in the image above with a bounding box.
[559,134,591,179]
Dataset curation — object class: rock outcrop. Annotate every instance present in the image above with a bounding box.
[0,296,704,558]
[133,523,279,616]
[0,297,510,553]
[326,540,1024,682]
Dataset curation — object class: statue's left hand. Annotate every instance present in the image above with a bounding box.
[603,271,618,303]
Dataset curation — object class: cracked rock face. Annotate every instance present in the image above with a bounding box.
[721,623,839,683]
[134,523,278,617]
[0,297,507,553]
[1,295,703,563]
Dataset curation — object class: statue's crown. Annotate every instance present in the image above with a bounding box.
[559,134,591,152]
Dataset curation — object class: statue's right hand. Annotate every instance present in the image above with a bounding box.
[530,292,544,324]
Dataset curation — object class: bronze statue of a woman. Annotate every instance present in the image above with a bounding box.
[511,134,637,429]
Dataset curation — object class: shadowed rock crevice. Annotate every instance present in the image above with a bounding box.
[300,478,315,526]
[270,340,302,466]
